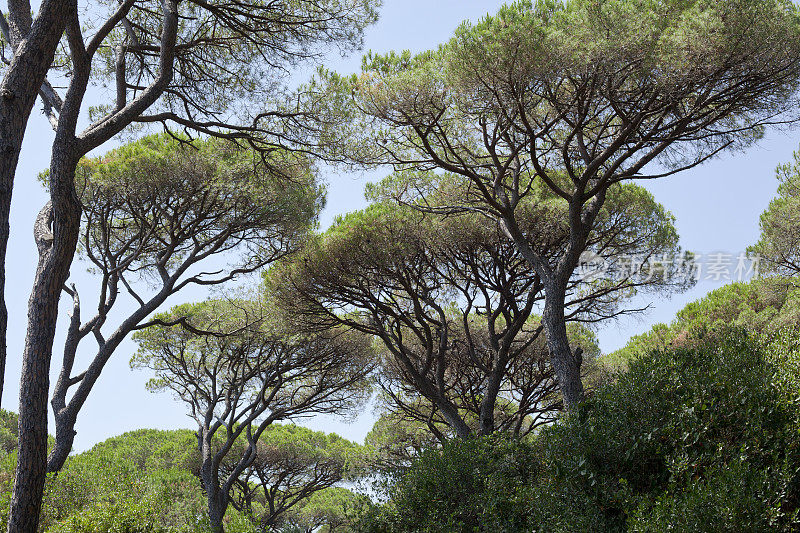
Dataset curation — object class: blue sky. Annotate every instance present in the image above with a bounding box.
[5,0,799,449]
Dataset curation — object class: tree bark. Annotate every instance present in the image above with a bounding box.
[542,281,584,409]
[46,409,76,474]
[437,400,472,439]
[499,215,586,410]
[412,373,471,439]
[0,0,72,412]
[199,431,228,533]
[206,487,228,533]
[478,369,504,436]
[8,154,81,533]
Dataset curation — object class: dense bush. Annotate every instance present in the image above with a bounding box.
[355,436,538,532]
[540,329,800,531]
[0,428,254,532]
[38,429,210,532]
[358,329,800,532]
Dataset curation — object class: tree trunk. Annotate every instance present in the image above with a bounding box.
[197,428,229,533]
[438,402,472,439]
[0,183,10,412]
[499,215,586,410]
[206,488,227,533]
[419,382,470,438]
[478,370,503,436]
[8,154,81,533]
[46,410,76,473]
[542,282,584,409]
[0,0,72,413]
[200,455,228,533]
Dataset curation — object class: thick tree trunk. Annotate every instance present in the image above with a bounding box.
[478,369,504,436]
[398,350,472,439]
[198,428,228,533]
[0,0,72,413]
[199,437,228,533]
[542,283,584,409]
[438,402,472,439]
[499,215,586,410]
[206,487,227,533]
[8,154,81,533]
[419,380,470,438]
[0,183,10,412]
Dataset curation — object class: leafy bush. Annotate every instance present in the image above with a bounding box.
[628,458,776,532]
[359,328,800,532]
[355,435,538,532]
[540,328,800,531]
[48,491,172,533]
[38,430,209,532]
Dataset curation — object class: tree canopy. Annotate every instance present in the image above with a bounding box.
[268,180,684,439]
[750,146,800,278]
[5,1,800,530]
[47,133,325,475]
[320,0,800,407]
[7,0,380,527]
[225,424,366,530]
[133,297,373,532]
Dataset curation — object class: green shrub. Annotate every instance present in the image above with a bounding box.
[36,430,208,532]
[355,435,538,532]
[360,328,800,532]
[629,458,775,532]
[48,492,170,533]
[535,328,800,531]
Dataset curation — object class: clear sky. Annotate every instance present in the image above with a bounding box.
[5,0,799,450]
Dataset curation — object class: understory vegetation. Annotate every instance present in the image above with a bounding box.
[356,326,800,532]
[0,425,369,532]
[1,312,798,532]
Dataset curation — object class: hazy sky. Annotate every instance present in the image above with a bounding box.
[6,0,799,450]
